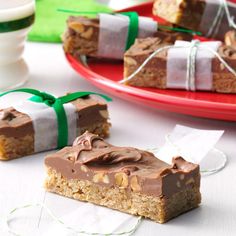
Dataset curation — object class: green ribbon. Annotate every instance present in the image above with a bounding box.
[0,88,112,148]
[0,14,35,33]
[120,12,139,51]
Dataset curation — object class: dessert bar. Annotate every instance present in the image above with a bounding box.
[123,37,236,93]
[63,15,192,60]
[45,132,201,223]
[0,97,110,160]
[153,0,236,40]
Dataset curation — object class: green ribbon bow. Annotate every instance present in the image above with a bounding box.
[0,14,35,33]
[0,88,112,148]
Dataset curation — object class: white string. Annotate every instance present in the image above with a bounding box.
[206,0,224,37]
[201,44,236,77]
[119,42,236,89]
[221,0,236,29]
[119,45,178,84]
[186,40,200,91]
[5,202,142,236]
[164,134,227,176]
[206,0,236,37]
[200,147,227,175]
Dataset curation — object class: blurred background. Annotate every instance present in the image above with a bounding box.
[96,0,152,10]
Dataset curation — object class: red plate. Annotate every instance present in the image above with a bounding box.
[66,2,236,122]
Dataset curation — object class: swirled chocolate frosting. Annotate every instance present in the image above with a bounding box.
[45,132,200,197]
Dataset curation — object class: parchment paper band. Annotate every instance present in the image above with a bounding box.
[167,40,222,91]
[13,100,78,152]
[97,13,157,59]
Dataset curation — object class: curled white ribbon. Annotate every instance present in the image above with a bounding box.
[221,0,236,29]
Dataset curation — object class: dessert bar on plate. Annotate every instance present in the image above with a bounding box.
[63,15,192,60]
[0,97,110,160]
[44,132,201,223]
[153,0,236,40]
[124,37,236,93]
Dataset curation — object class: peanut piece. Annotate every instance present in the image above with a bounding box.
[99,110,109,119]
[81,165,88,173]
[180,174,185,180]
[115,173,129,188]
[185,178,195,185]
[176,181,181,188]
[130,176,141,192]
[69,22,85,33]
[81,27,93,39]
[93,173,109,184]
[124,57,137,66]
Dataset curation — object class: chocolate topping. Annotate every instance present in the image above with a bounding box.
[0,108,34,138]
[45,132,200,198]
[73,132,142,164]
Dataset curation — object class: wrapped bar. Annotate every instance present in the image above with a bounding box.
[0,96,110,161]
[63,14,192,60]
[44,132,201,223]
[153,0,236,40]
[123,37,236,93]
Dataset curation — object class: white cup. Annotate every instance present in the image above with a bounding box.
[0,0,35,91]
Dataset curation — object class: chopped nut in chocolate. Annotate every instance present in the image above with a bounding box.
[225,30,236,50]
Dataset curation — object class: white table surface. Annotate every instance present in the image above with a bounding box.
[0,42,236,236]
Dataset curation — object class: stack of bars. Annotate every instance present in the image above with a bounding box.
[122,0,236,93]
[63,0,236,94]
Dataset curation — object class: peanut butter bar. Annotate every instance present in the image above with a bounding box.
[124,37,236,93]
[0,97,110,161]
[44,132,201,223]
[63,16,192,60]
[153,0,236,40]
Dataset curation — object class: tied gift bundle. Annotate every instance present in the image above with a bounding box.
[121,38,236,93]
[61,1,236,94]
[63,11,194,60]
[0,89,112,161]
[118,0,236,93]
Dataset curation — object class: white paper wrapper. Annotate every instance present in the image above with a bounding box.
[167,40,221,91]
[137,16,158,38]
[157,125,225,172]
[13,100,78,152]
[97,14,157,59]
